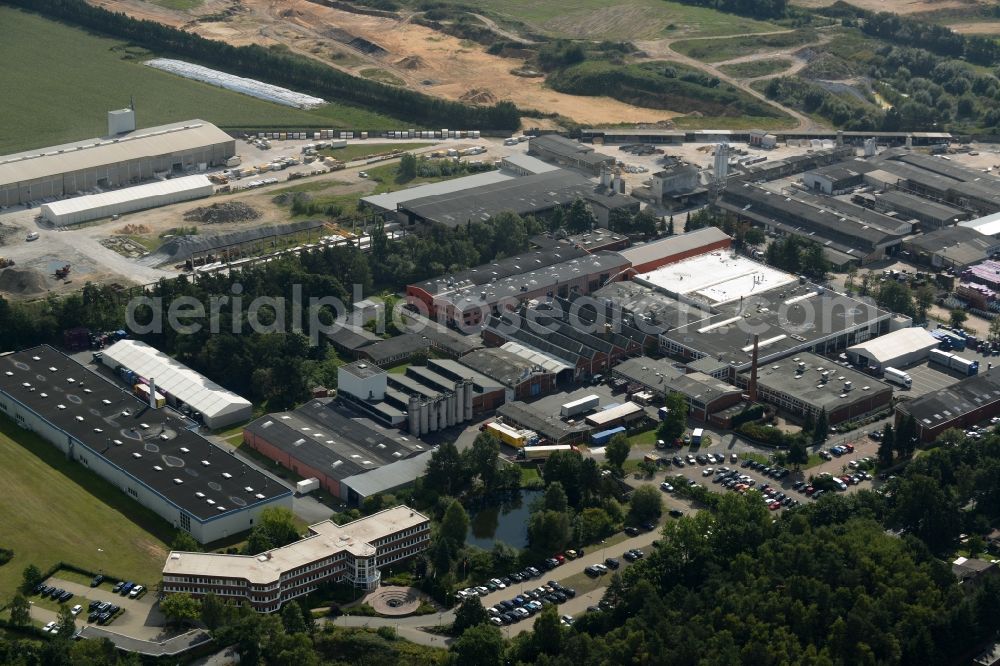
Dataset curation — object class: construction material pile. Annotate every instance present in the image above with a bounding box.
[0,267,49,295]
[184,202,261,224]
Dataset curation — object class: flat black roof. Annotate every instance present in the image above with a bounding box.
[244,399,426,481]
[412,245,589,296]
[496,401,590,443]
[529,135,614,166]
[739,352,892,412]
[456,348,551,388]
[0,346,290,522]
[359,334,431,364]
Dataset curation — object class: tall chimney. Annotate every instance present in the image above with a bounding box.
[148,377,157,409]
[747,335,759,403]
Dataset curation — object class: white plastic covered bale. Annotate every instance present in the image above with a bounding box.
[146,58,326,109]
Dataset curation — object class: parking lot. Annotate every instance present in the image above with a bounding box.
[33,576,165,641]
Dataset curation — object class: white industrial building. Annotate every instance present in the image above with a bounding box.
[41,175,213,226]
[102,340,253,429]
[846,327,940,371]
[0,115,235,207]
[0,346,291,544]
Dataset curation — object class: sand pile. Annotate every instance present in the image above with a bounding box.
[460,88,498,104]
[396,55,427,70]
[0,267,49,295]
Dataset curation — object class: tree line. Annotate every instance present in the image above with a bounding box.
[5,0,520,130]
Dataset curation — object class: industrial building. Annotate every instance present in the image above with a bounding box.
[611,356,742,420]
[483,302,644,381]
[336,361,476,438]
[660,281,890,373]
[634,250,797,308]
[162,506,431,610]
[496,401,589,445]
[529,227,630,254]
[718,182,911,266]
[802,162,876,195]
[424,358,506,412]
[0,346,291,543]
[620,227,732,275]
[637,158,704,208]
[589,281,710,336]
[0,115,235,207]
[527,135,615,174]
[902,226,1000,270]
[736,352,893,425]
[960,211,1000,238]
[872,152,1000,216]
[846,327,941,372]
[413,249,630,329]
[397,169,639,228]
[40,175,213,226]
[454,347,559,400]
[360,170,513,219]
[896,371,1000,442]
[101,340,252,429]
[869,189,967,229]
[964,260,1000,291]
[242,398,428,504]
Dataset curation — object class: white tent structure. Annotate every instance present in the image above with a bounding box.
[102,340,252,429]
[40,175,213,226]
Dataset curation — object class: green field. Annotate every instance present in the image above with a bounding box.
[718,58,794,78]
[0,417,170,600]
[359,68,406,86]
[417,0,778,39]
[672,29,817,63]
[0,7,406,155]
[151,0,203,9]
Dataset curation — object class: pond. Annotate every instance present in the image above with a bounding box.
[465,489,542,550]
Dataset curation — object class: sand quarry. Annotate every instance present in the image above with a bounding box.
[88,0,678,125]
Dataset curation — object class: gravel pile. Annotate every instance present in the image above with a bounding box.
[184,202,261,224]
[143,220,325,265]
[0,267,49,295]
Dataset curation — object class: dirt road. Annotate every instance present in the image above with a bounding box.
[634,29,831,131]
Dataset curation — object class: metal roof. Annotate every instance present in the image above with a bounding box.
[620,227,730,267]
[41,175,212,219]
[847,327,939,365]
[360,170,512,212]
[339,451,435,498]
[102,340,251,422]
[961,211,1000,237]
[499,341,572,374]
[0,120,232,186]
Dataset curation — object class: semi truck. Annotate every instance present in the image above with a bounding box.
[883,367,913,388]
[485,421,539,448]
[518,445,576,461]
[691,428,704,445]
[928,348,979,376]
[561,394,600,418]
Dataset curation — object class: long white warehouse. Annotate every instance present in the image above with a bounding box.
[41,175,213,226]
[102,339,253,429]
[846,327,940,371]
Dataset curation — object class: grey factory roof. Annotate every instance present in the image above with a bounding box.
[590,282,711,331]
[502,153,560,174]
[426,358,504,392]
[612,356,686,388]
[387,373,444,401]
[670,372,742,404]
[496,401,590,443]
[340,360,387,381]
[399,313,483,357]
[339,449,435,498]
[0,346,289,521]
[620,227,731,268]
[874,189,966,223]
[359,334,432,364]
[245,399,426,481]
[327,323,381,352]
[897,371,1000,428]
[529,135,615,167]
[0,120,233,186]
[360,170,512,212]
[793,190,911,235]
[529,227,628,252]
[662,282,889,370]
[741,352,892,412]
[895,152,991,183]
[872,160,961,193]
[500,342,574,374]
[439,251,629,313]
[401,170,636,227]
[686,356,731,376]
[950,180,1000,212]
[808,162,877,182]
[905,226,998,267]
[456,348,555,388]
[413,246,589,297]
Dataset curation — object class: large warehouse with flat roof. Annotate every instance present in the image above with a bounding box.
[0,118,235,207]
[0,346,291,543]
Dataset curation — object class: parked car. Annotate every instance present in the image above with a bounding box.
[624,526,640,536]
[660,482,674,492]
[70,604,83,616]
[669,509,683,518]
[43,621,57,634]
[565,550,578,560]
[90,574,104,587]
[112,582,124,594]
[605,557,620,569]
[129,585,144,598]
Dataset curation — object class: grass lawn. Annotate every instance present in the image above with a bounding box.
[360,68,406,86]
[430,0,778,39]
[0,417,170,600]
[672,29,817,63]
[320,142,435,163]
[0,7,406,154]
[718,58,794,78]
[673,114,798,130]
[386,362,412,375]
[628,429,658,448]
[519,466,541,486]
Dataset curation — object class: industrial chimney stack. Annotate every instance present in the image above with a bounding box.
[148,377,158,409]
[748,335,759,403]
